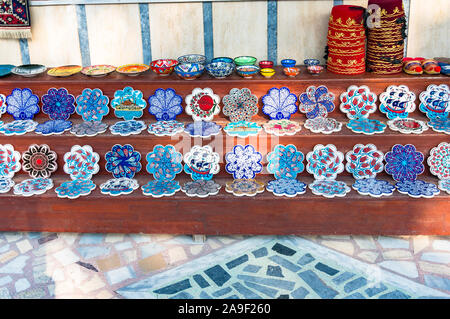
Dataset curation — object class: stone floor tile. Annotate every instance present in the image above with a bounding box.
[66,264,91,284]
[16,239,33,254]
[115,242,133,251]
[423,274,450,292]
[152,234,173,242]
[16,287,46,299]
[96,254,122,272]
[0,250,18,264]
[190,245,203,256]
[4,233,23,243]
[357,251,379,263]
[214,236,236,244]
[78,234,105,245]
[122,250,137,263]
[167,247,188,264]
[382,250,413,260]
[413,236,430,255]
[0,244,9,254]
[321,241,355,255]
[421,252,450,264]
[0,287,10,299]
[53,248,80,266]
[105,234,125,243]
[15,278,30,293]
[139,243,165,259]
[96,289,114,299]
[105,266,135,286]
[77,246,111,260]
[79,276,106,294]
[320,235,351,240]
[419,261,450,276]
[0,275,12,286]
[58,233,78,245]
[207,239,222,250]
[138,253,167,273]
[379,261,419,278]
[353,236,377,250]
[432,239,450,252]
[0,255,29,274]
[52,268,66,282]
[377,236,410,249]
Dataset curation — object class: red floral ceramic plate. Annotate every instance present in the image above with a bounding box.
[81,65,116,77]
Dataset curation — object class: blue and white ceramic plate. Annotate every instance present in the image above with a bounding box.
[304,117,342,134]
[184,120,221,138]
[306,144,344,180]
[148,88,183,121]
[438,179,450,194]
[395,179,440,198]
[35,120,72,136]
[55,179,96,199]
[266,178,306,197]
[6,88,40,120]
[111,86,147,121]
[225,144,263,180]
[387,118,428,134]
[0,144,21,179]
[70,121,108,137]
[345,144,384,179]
[308,180,350,198]
[0,120,37,135]
[0,177,14,194]
[352,178,395,197]
[225,179,265,197]
[427,117,450,135]
[105,144,141,179]
[63,145,100,180]
[142,179,181,197]
[147,120,184,137]
[0,94,7,117]
[148,144,183,181]
[298,85,335,119]
[75,88,110,122]
[13,177,53,197]
[419,84,449,120]
[346,118,386,135]
[266,144,304,180]
[183,145,219,181]
[262,87,298,120]
[223,121,261,138]
[181,179,221,197]
[41,87,75,120]
[110,120,146,136]
[100,177,139,196]
[385,144,424,182]
[379,85,416,119]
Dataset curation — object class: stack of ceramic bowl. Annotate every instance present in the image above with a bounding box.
[234,56,260,78]
[205,57,235,79]
[366,0,406,74]
[304,59,323,75]
[326,5,366,75]
[175,54,206,80]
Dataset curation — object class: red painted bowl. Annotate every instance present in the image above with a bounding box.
[259,60,274,69]
[150,59,179,76]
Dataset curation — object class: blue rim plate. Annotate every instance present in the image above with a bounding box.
[0,65,15,77]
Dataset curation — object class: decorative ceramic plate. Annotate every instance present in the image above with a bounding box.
[223,121,261,138]
[185,88,220,122]
[225,179,265,197]
[75,88,110,122]
[428,142,450,180]
[346,118,386,135]
[11,64,46,77]
[148,88,183,121]
[427,117,450,134]
[266,178,307,197]
[0,144,21,179]
[47,65,82,77]
[184,121,221,138]
[419,84,449,120]
[109,120,146,136]
[70,121,108,137]
[0,64,15,77]
[225,144,262,180]
[438,179,450,194]
[385,144,424,182]
[22,144,57,178]
[340,85,377,120]
[105,144,142,179]
[100,177,139,196]
[142,179,181,197]
[13,177,53,197]
[116,64,149,76]
[262,87,297,120]
[395,179,440,198]
[111,87,146,121]
[387,118,428,134]
[183,145,219,181]
[0,177,14,193]
[81,65,116,77]
[63,145,100,180]
[147,120,184,136]
[0,94,6,118]
[345,144,384,179]
[379,85,416,119]
[304,117,342,134]
[306,144,344,180]
[55,179,96,199]
[262,119,302,136]
[267,144,304,179]
[308,180,350,198]
[6,88,39,120]
[0,120,37,135]
[42,87,75,120]
[35,120,72,135]
[181,179,221,198]
[146,144,182,182]
[223,88,258,122]
[298,85,335,119]
[352,178,395,197]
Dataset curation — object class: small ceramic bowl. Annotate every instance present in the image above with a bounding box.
[174,63,205,80]
[283,67,300,77]
[259,60,274,69]
[211,57,234,64]
[307,65,324,75]
[150,59,178,76]
[177,54,207,65]
[304,59,320,67]
[281,59,296,68]
[441,65,450,76]
[236,65,260,78]
[0,64,15,77]
[260,68,275,78]
[205,61,235,79]
[234,56,257,66]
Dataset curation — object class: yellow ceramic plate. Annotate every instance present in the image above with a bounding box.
[81,65,116,77]
[116,64,149,76]
[47,65,82,77]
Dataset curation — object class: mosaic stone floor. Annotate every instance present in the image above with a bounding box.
[0,232,448,299]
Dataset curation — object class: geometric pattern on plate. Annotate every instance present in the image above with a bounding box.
[266,144,304,179]
[70,121,108,137]
[35,119,72,136]
[147,144,183,181]
[55,179,96,199]
[345,144,384,179]
[262,87,298,120]
[183,145,220,181]
[105,144,142,179]
[262,119,302,136]
[185,88,220,122]
[109,120,146,136]
[148,88,183,121]
[0,93,6,118]
[225,178,265,197]
[5,88,40,120]
[384,144,424,182]
[298,85,335,120]
[184,120,222,138]
[141,179,181,197]
[22,144,57,178]
[63,145,100,180]
[306,144,344,181]
[346,118,386,135]
[225,144,263,180]
[395,179,440,198]
[427,117,450,134]
[352,178,395,197]
[266,178,307,197]
[427,142,450,180]
[0,119,37,135]
[340,85,377,120]
[41,87,75,120]
[0,144,21,179]
[304,117,342,134]
[147,120,185,136]
[379,85,416,120]
[387,118,428,134]
[308,180,350,198]
[438,179,450,194]
[223,88,258,122]
[100,177,139,196]
[13,177,53,197]
[181,179,221,198]
[75,88,110,122]
[111,86,147,121]
[419,84,449,120]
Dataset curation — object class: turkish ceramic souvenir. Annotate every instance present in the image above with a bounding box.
[428,142,450,180]
[234,56,257,66]
[304,117,342,134]
[0,120,37,135]
[35,120,72,135]
[395,180,440,198]
[262,87,297,120]
[183,145,220,181]
[352,178,395,198]
[178,54,207,64]
[100,177,139,196]
[22,144,57,178]
[0,64,15,77]
[0,177,15,194]
[105,144,141,179]
[308,180,351,198]
[205,61,235,79]
[236,65,260,78]
[225,144,263,180]
[109,120,146,136]
[185,88,220,122]
[419,84,449,120]
[427,117,450,134]
[266,178,307,197]
[150,59,178,76]
[0,94,6,122]
[379,85,416,119]
[111,87,147,121]
[174,63,204,80]
[116,64,149,76]
[438,179,450,194]
[11,64,46,77]
[385,144,424,182]
[223,121,261,138]
[70,121,108,137]
[13,177,54,197]
[147,120,184,137]
[75,88,110,122]
[225,179,265,197]
[387,118,428,134]
[262,119,301,136]
[346,118,386,135]
[47,65,82,77]
[182,180,221,198]
[0,144,21,193]
[6,88,39,120]
[63,145,100,180]
[81,65,116,77]
[340,85,377,120]
[55,179,96,199]
[306,144,344,180]
[148,88,183,121]
[184,121,222,138]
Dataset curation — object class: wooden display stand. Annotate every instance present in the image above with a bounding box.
[0,67,448,235]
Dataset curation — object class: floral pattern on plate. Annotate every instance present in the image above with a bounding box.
[75,88,110,122]
[0,120,37,135]
[225,179,265,197]
[304,117,342,134]
[100,177,139,196]
[352,178,395,197]
[379,85,416,119]
[184,121,222,138]
[147,120,185,136]
[148,88,183,121]
[185,88,220,122]
[13,177,53,197]
[345,144,384,179]
[225,144,262,180]
[262,87,297,120]
[55,179,96,199]
[346,118,386,135]
[387,118,428,134]
[223,88,258,122]
[147,144,183,181]
[309,180,350,198]
[419,84,449,120]
[109,120,146,136]
[395,179,440,198]
[262,119,302,136]
[223,121,261,138]
[0,144,21,179]
[111,86,147,121]
[142,179,181,197]
[438,179,450,194]
[184,145,219,181]
[0,93,7,117]
[41,87,75,120]
[266,178,306,197]
[267,144,304,179]
[428,142,450,180]
[35,120,72,135]
[6,88,39,120]
[385,144,424,182]
[306,144,344,180]
[181,179,221,197]
[0,177,14,193]
[340,85,377,120]
[105,144,142,179]
[22,144,57,178]
[427,117,450,134]
[63,145,100,180]
[70,121,108,137]
[298,85,335,119]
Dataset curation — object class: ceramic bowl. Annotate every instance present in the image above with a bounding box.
[205,61,235,79]
[236,65,260,78]
[441,65,450,76]
[304,59,320,67]
[150,59,178,76]
[260,68,275,78]
[283,67,300,77]
[281,59,296,67]
[307,65,324,75]
[174,63,205,80]
[177,54,207,65]
[259,60,274,69]
[0,64,15,77]
[234,56,257,66]
[211,57,234,64]
[12,64,46,77]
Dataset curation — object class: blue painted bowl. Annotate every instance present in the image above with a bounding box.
[236,65,260,78]
[174,63,205,80]
[304,59,320,67]
[205,61,235,78]
[441,65,450,76]
[177,54,207,65]
[281,59,296,67]
[211,57,234,64]
[0,64,15,77]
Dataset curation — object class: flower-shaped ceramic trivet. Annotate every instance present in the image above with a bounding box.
[142,179,181,198]
[262,119,301,136]
[6,88,39,120]
[13,177,54,197]
[42,87,75,120]
[0,119,37,135]
[419,84,449,120]
[55,179,96,199]
[262,87,297,120]
[346,118,386,135]
[352,178,395,197]
[345,144,384,179]
[266,179,307,197]
[35,120,72,136]
[147,120,185,137]
[428,142,450,180]
[438,179,450,194]
[100,177,139,196]
[63,145,100,180]
[184,121,222,138]
[185,88,220,122]
[70,121,108,137]
[105,144,141,179]
[109,120,146,136]
[223,121,262,138]
[225,179,265,197]
[181,179,221,198]
[308,180,350,198]
[395,180,440,198]
[340,85,377,120]
[304,117,342,134]
[0,144,21,193]
[75,88,110,122]
[385,144,424,182]
[225,144,262,180]
[306,144,344,180]
[298,85,335,120]
[387,118,428,134]
[0,94,7,125]
[427,117,450,134]
[111,86,147,121]
[183,145,219,181]
[22,144,57,178]
[379,85,416,119]
[0,177,15,194]
[148,88,183,121]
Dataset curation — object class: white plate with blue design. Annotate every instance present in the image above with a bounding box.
[13,177,53,197]
[100,177,139,196]
[142,179,181,198]
[308,180,350,198]
[352,178,395,197]
[55,179,96,199]
[110,120,146,136]
[395,179,440,198]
